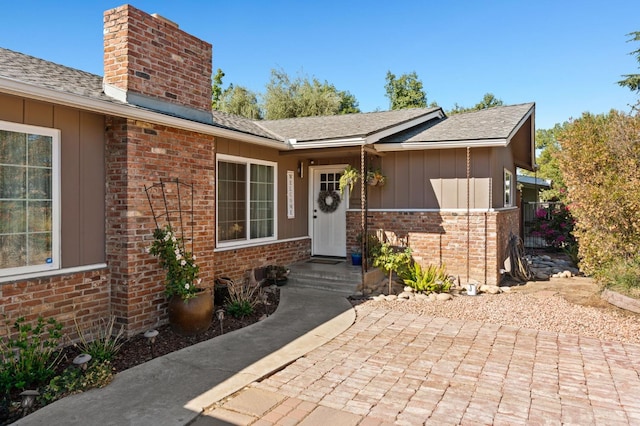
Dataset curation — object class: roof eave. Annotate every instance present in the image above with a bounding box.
[0,76,290,150]
[365,109,445,144]
[374,138,508,151]
[288,137,366,149]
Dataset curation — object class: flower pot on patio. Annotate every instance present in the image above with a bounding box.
[351,253,362,266]
[168,287,213,336]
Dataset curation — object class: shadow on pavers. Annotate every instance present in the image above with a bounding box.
[15,285,355,426]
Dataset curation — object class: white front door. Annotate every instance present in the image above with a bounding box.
[311,167,346,257]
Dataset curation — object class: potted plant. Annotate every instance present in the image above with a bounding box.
[366,169,386,187]
[145,179,212,336]
[350,248,362,266]
[339,165,360,195]
[148,225,213,335]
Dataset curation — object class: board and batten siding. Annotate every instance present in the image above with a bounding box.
[361,147,494,210]
[215,137,309,240]
[0,93,105,268]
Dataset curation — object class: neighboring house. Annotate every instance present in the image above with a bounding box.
[0,4,535,336]
[518,174,551,203]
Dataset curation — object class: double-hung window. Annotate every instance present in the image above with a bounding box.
[216,154,276,247]
[0,121,60,277]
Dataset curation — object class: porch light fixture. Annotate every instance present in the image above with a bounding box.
[297,161,304,178]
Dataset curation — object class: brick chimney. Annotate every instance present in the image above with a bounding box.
[103,5,213,123]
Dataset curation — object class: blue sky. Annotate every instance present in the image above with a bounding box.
[1,1,638,129]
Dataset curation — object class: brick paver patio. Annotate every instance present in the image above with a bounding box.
[203,305,640,425]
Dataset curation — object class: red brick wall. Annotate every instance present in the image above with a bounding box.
[105,117,216,335]
[348,208,520,285]
[214,239,311,282]
[103,5,212,112]
[0,269,110,340]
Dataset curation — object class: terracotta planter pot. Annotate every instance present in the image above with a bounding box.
[168,287,213,336]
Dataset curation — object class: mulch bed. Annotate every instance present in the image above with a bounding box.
[1,289,280,425]
[92,288,280,373]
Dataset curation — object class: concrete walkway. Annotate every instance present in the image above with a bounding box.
[16,284,356,426]
[199,305,640,425]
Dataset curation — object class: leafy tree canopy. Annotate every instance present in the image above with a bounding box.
[384,71,428,110]
[447,93,504,115]
[219,84,263,119]
[618,31,640,93]
[520,123,569,201]
[263,69,360,119]
[211,68,225,109]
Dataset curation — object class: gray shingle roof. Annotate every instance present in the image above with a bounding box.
[0,47,534,148]
[380,103,535,143]
[0,47,282,140]
[0,47,118,103]
[211,110,281,140]
[259,107,441,142]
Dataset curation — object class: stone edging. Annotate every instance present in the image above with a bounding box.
[601,288,640,314]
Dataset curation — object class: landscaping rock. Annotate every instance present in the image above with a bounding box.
[436,293,453,301]
[403,286,414,293]
[535,272,550,280]
[385,295,398,301]
[428,293,438,302]
[414,293,429,301]
[398,291,413,300]
[480,285,501,294]
[525,253,581,281]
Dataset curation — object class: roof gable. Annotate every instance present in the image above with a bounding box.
[380,103,535,144]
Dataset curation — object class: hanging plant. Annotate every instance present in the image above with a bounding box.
[339,165,360,195]
[366,169,387,187]
[317,190,341,213]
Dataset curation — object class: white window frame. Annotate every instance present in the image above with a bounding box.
[216,154,277,248]
[0,120,61,277]
[504,168,513,207]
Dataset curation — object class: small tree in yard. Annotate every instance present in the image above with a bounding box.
[558,110,640,276]
[372,243,412,295]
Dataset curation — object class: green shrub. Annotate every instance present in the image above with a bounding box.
[356,232,382,260]
[74,316,126,362]
[226,301,255,318]
[0,317,63,397]
[372,243,412,295]
[558,110,640,275]
[598,257,640,293]
[41,360,113,405]
[401,263,452,293]
[225,279,260,318]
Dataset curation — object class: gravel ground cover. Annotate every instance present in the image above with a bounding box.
[353,290,640,344]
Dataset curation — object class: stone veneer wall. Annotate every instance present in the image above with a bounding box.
[347,208,520,285]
